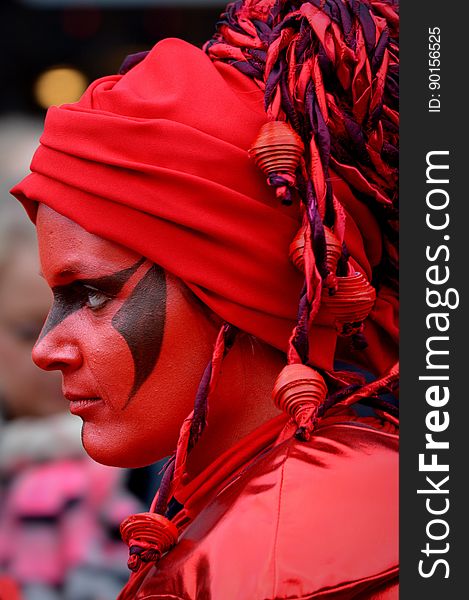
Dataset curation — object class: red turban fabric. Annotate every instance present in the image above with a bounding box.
[11,38,397,374]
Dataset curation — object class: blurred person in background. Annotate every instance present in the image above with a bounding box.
[0,115,144,600]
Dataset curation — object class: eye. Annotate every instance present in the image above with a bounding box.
[84,286,111,311]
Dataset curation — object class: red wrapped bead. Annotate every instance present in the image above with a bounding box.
[249,121,304,203]
[289,226,342,293]
[320,272,376,335]
[120,512,178,572]
[272,364,327,441]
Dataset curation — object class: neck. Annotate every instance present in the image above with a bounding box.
[185,333,285,480]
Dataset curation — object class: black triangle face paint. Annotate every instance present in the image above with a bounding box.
[38,256,167,407]
[38,258,146,342]
[112,263,166,406]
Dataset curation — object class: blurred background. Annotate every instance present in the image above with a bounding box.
[1,0,223,115]
[0,2,223,599]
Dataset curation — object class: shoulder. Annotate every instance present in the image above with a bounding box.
[135,422,398,600]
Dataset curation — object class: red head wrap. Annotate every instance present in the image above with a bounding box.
[11,31,397,375]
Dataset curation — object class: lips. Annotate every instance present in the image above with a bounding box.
[63,391,102,415]
[63,391,100,402]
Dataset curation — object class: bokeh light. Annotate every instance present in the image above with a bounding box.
[34,66,88,109]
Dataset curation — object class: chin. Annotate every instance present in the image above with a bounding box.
[81,422,168,468]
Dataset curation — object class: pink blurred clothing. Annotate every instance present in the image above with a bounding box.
[0,412,142,599]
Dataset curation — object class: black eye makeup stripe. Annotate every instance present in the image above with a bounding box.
[111,264,166,407]
[38,257,145,341]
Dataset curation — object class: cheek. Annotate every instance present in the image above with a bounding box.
[121,280,218,429]
[85,323,135,406]
[82,279,218,468]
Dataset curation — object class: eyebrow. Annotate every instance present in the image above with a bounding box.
[56,267,82,280]
[38,265,86,280]
[77,259,146,293]
[41,258,145,284]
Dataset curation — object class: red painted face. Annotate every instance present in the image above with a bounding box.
[34,205,220,467]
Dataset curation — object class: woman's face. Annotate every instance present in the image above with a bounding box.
[34,205,219,467]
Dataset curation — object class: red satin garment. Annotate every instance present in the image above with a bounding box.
[119,413,398,600]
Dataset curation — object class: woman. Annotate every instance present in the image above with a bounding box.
[10,0,399,598]
[0,200,143,600]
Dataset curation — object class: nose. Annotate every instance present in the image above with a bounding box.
[32,326,83,372]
